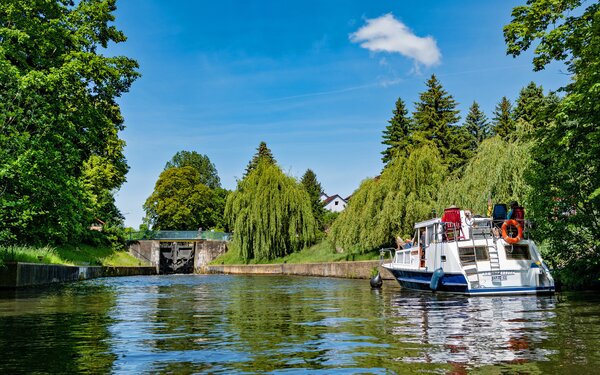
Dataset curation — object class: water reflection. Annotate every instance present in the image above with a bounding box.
[383,292,558,373]
[0,284,117,373]
[1,275,600,374]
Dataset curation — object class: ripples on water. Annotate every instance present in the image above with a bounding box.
[1,275,600,374]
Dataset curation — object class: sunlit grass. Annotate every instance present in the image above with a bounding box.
[0,244,147,267]
[212,240,380,265]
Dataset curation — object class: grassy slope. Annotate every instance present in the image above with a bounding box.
[0,244,147,267]
[213,240,380,265]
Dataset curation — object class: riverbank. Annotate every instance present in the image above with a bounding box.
[213,241,381,265]
[0,262,157,288]
[0,244,148,268]
[205,260,394,280]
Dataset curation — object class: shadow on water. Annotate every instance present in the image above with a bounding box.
[1,275,600,374]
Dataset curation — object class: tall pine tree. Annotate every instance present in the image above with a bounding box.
[492,96,515,139]
[412,74,466,170]
[513,82,545,131]
[244,141,276,177]
[381,98,412,165]
[301,169,326,230]
[464,101,490,151]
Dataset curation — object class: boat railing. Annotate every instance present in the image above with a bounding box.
[440,217,532,244]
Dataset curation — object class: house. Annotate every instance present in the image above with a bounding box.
[321,194,348,212]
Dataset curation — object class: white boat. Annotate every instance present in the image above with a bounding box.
[382,206,555,295]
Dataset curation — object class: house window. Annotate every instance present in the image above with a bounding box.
[335,201,339,205]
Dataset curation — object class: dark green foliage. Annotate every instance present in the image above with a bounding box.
[505,0,600,286]
[412,74,469,170]
[492,96,515,139]
[0,0,139,244]
[437,137,532,214]
[143,166,227,231]
[513,82,547,134]
[165,151,221,189]
[301,169,326,230]
[225,161,316,261]
[381,98,412,165]
[244,141,276,177]
[464,101,490,151]
[330,145,446,253]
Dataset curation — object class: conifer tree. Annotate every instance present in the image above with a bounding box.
[464,101,490,151]
[513,82,545,129]
[492,96,515,139]
[412,74,465,169]
[244,141,276,176]
[301,169,326,230]
[381,98,412,165]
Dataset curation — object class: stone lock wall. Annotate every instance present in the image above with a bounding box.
[194,240,228,273]
[128,240,228,274]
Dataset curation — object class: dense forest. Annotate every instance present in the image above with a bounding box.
[0,0,139,248]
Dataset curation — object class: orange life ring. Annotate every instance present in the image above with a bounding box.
[501,219,523,244]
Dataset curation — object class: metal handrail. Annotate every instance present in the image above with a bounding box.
[128,230,232,241]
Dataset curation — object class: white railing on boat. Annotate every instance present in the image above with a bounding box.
[393,248,421,267]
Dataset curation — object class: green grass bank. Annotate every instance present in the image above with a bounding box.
[212,240,381,265]
[0,244,147,268]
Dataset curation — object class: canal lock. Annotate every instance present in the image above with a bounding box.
[159,242,195,274]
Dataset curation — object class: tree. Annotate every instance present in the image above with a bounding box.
[492,96,515,139]
[165,151,221,189]
[0,0,139,244]
[143,166,227,230]
[437,137,533,214]
[244,142,276,177]
[225,160,316,261]
[505,0,600,286]
[330,145,447,253]
[464,101,491,151]
[381,98,412,165]
[513,81,546,133]
[412,74,468,170]
[300,169,326,230]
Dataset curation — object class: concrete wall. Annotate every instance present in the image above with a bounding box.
[128,240,160,269]
[0,263,157,288]
[128,240,229,274]
[204,260,394,280]
[194,240,228,273]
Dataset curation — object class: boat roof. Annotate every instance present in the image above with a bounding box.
[414,217,441,229]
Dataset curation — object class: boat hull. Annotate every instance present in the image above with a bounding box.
[383,267,555,296]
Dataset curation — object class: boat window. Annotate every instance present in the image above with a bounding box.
[458,246,489,264]
[475,246,489,261]
[395,249,417,265]
[458,248,476,265]
[427,226,435,245]
[506,244,530,260]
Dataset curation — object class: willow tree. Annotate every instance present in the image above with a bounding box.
[437,136,532,214]
[225,161,316,261]
[330,145,446,253]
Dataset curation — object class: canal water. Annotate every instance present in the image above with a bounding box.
[1,275,599,374]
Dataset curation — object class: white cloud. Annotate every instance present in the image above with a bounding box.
[349,13,441,67]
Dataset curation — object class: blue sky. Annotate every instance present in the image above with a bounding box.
[110,0,569,228]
